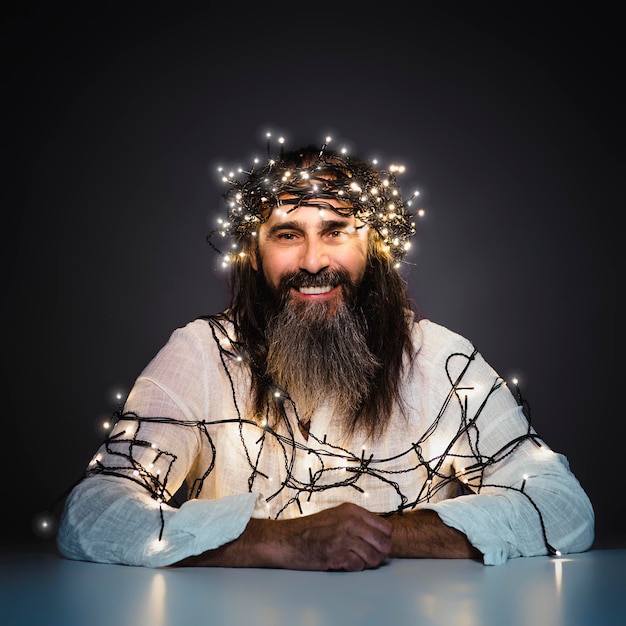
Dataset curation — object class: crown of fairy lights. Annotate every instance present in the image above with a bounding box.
[209,134,423,269]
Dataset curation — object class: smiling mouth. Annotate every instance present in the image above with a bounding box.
[297,285,334,295]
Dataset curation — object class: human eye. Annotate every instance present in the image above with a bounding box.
[324,225,351,242]
[270,230,301,244]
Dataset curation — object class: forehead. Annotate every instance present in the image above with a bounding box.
[262,196,360,229]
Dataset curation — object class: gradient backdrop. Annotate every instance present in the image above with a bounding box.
[3,2,621,551]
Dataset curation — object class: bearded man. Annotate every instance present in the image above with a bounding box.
[56,139,594,571]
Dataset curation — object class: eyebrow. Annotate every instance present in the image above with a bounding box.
[265,218,353,237]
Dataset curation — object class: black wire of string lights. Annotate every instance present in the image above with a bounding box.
[38,314,561,556]
[35,134,561,558]
[207,133,423,270]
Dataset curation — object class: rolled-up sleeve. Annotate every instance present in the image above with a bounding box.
[423,449,594,564]
[57,320,270,567]
[417,337,594,565]
[57,477,264,567]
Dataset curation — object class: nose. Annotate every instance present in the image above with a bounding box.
[299,237,330,274]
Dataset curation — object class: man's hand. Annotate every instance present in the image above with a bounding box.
[286,502,393,571]
[174,503,480,570]
[175,502,392,571]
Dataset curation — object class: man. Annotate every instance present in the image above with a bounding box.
[56,137,594,571]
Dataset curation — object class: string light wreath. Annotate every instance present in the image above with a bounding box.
[208,133,423,269]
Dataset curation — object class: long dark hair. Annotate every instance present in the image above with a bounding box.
[214,145,419,438]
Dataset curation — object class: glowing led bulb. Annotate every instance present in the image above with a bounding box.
[32,511,58,539]
[150,538,166,551]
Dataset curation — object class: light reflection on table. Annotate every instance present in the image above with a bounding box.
[1,549,624,626]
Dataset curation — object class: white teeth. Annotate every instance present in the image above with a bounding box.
[298,285,333,295]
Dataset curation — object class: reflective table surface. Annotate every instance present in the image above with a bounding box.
[1,549,624,626]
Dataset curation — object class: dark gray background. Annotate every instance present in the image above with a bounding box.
[3,2,621,551]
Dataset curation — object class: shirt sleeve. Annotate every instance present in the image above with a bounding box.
[416,333,594,565]
[57,320,269,567]
[57,477,262,567]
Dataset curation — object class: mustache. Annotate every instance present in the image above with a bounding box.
[280,269,354,290]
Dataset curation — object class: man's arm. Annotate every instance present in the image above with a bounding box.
[174,503,480,571]
[387,508,482,560]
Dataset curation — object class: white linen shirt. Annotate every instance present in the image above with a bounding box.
[57,317,594,567]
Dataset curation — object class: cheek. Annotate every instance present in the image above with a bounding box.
[257,250,293,287]
[341,243,368,278]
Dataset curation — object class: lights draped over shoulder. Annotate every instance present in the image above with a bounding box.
[208,134,424,269]
[69,317,562,557]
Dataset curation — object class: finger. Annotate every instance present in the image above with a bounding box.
[328,544,383,572]
[343,505,392,551]
[348,539,389,570]
[358,522,393,555]
[338,502,392,536]
[337,519,392,568]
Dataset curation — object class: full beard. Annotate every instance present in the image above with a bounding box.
[262,269,381,427]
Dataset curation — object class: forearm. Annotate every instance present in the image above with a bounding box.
[175,517,296,568]
[174,502,393,571]
[174,504,481,570]
[387,509,482,560]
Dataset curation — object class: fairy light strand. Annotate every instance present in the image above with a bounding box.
[207,134,423,269]
[36,134,561,559]
[55,315,563,558]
